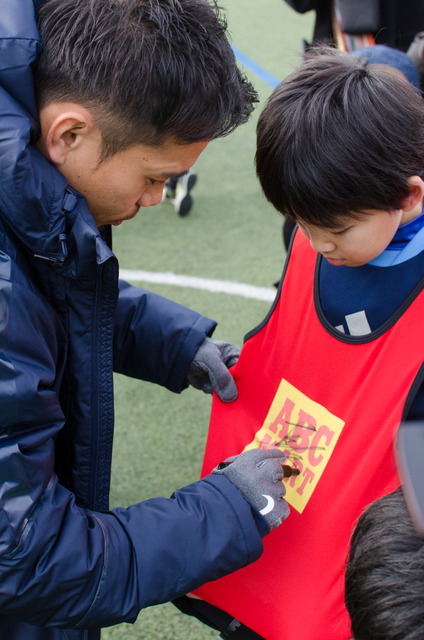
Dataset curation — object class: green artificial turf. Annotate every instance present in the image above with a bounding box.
[103,2,313,638]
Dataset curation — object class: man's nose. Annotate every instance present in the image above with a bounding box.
[137,184,165,208]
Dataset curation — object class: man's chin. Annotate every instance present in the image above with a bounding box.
[111,211,138,226]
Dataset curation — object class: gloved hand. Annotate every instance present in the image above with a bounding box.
[186,337,240,402]
[212,448,290,530]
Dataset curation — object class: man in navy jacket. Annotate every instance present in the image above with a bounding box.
[0,1,289,638]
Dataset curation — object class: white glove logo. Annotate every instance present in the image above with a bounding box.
[259,494,275,516]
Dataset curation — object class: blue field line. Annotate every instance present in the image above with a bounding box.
[232,45,281,88]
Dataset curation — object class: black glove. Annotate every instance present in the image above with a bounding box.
[186,337,240,402]
[212,448,290,530]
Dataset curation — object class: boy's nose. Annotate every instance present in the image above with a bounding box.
[309,236,336,254]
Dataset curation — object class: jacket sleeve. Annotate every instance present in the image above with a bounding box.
[113,279,217,392]
[0,275,265,629]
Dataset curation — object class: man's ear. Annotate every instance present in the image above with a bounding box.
[402,176,424,213]
[37,104,96,166]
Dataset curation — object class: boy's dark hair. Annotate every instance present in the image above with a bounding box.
[35,0,258,159]
[255,46,424,227]
[345,488,424,640]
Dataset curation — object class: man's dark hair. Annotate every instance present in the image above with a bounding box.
[345,488,424,640]
[255,46,424,227]
[35,0,258,158]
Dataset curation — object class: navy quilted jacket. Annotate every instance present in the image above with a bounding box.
[0,2,265,638]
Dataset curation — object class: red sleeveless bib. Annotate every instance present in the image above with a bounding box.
[195,230,424,640]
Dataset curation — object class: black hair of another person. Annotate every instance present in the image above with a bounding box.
[345,487,424,640]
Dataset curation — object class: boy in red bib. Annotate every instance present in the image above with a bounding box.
[177,47,424,640]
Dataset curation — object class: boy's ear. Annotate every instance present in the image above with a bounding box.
[402,176,424,213]
[38,104,96,166]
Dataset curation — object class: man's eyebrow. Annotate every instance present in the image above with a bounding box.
[161,170,189,180]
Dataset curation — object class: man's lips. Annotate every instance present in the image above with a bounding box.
[111,209,139,226]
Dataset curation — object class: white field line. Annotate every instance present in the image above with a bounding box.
[119,269,276,302]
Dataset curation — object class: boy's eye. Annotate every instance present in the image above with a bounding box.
[333,227,350,236]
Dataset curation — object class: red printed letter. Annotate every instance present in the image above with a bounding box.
[296,467,315,496]
[268,397,295,441]
[309,425,335,466]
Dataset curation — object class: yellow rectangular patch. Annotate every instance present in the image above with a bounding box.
[244,379,345,513]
